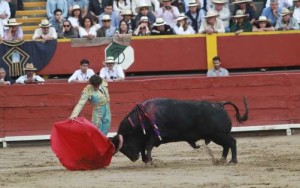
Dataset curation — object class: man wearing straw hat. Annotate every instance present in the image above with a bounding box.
[32,19,57,41]
[211,0,230,32]
[98,3,119,28]
[230,9,253,32]
[132,0,160,15]
[157,0,180,28]
[96,14,116,37]
[151,17,174,35]
[275,7,299,30]
[199,10,225,34]
[3,18,23,41]
[232,0,257,24]
[120,9,136,31]
[15,63,45,84]
[262,0,282,26]
[99,56,125,82]
[185,0,206,33]
[134,2,156,27]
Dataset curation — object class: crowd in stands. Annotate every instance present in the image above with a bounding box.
[1,0,300,41]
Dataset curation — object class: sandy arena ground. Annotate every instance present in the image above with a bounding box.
[0,135,300,188]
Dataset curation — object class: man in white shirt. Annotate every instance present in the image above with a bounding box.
[99,56,125,82]
[207,56,229,77]
[293,0,300,24]
[199,9,225,34]
[157,0,180,28]
[68,59,95,83]
[15,63,45,84]
[32,19,57,41]
[0,0,10,27]
[211,0,230,32]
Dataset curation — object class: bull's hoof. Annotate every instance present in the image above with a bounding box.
[228,159,238,165]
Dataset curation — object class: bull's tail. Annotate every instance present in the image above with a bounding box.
[223,97,248,123]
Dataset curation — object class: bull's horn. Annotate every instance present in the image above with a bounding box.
[117,134,124,152]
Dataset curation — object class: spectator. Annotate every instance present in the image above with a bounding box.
[98,4,119,28]
[252,16,275,31]
[199,10,225,34]
[78,16,97,39]
[7,0,16,18]
[0,22,3,40]
[232,0,258,24]
[91,15,100,30]
[133,16,151,36]
[265,0,293,9]
[135,3,156,27]
[3,18,23,41]
[275,7,299,29]
[96,14,116,37]
[89,0,113,16]
[183,0,205,12]
[99,56,125,82]
[15,63,45,84]
[157,0,180,28]
[70,74,111,135]
[32,19,57,41]
[151,17,174,35]
[115,20,133,34]
[185,0,206,33]
[262,0,282,26]
[113,0,131,15]
[0,67,14,85]
[0,0,10,27]
[58,20,79,38]
[46,0,68,19]
[120,9,136,31]
[132,0,160,15]
[230,9,253,32]
[68,0,89,17]
[211,0,230,32]
[207,56,229,77]
[68,59,95,83]
[292,0,300,25]
[49,9,66,35]
[68,5,83,31]
[173,13,195,34]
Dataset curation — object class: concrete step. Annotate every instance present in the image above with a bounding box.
[24,34,33,40]
[24,2,46,8]
[16,10,47,17]
[22,25,39,32]
[16,17,45,25]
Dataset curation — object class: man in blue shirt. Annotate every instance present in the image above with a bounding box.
[98,4,119,28]
[262,0,282,26]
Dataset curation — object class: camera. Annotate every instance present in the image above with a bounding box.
[110,76,116,80]
[165,6,171,10]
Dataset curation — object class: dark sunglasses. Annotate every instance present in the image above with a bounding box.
[102,20,111,22]
[63,25,70,27]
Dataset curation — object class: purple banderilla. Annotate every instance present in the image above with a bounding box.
[127,104,162,141]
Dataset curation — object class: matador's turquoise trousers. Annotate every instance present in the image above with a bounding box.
[92,103,111,136]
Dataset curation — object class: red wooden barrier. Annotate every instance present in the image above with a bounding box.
[1,72,300,137]
[37,32,300,76]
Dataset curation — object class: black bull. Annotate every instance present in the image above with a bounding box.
[111,98,248,164]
